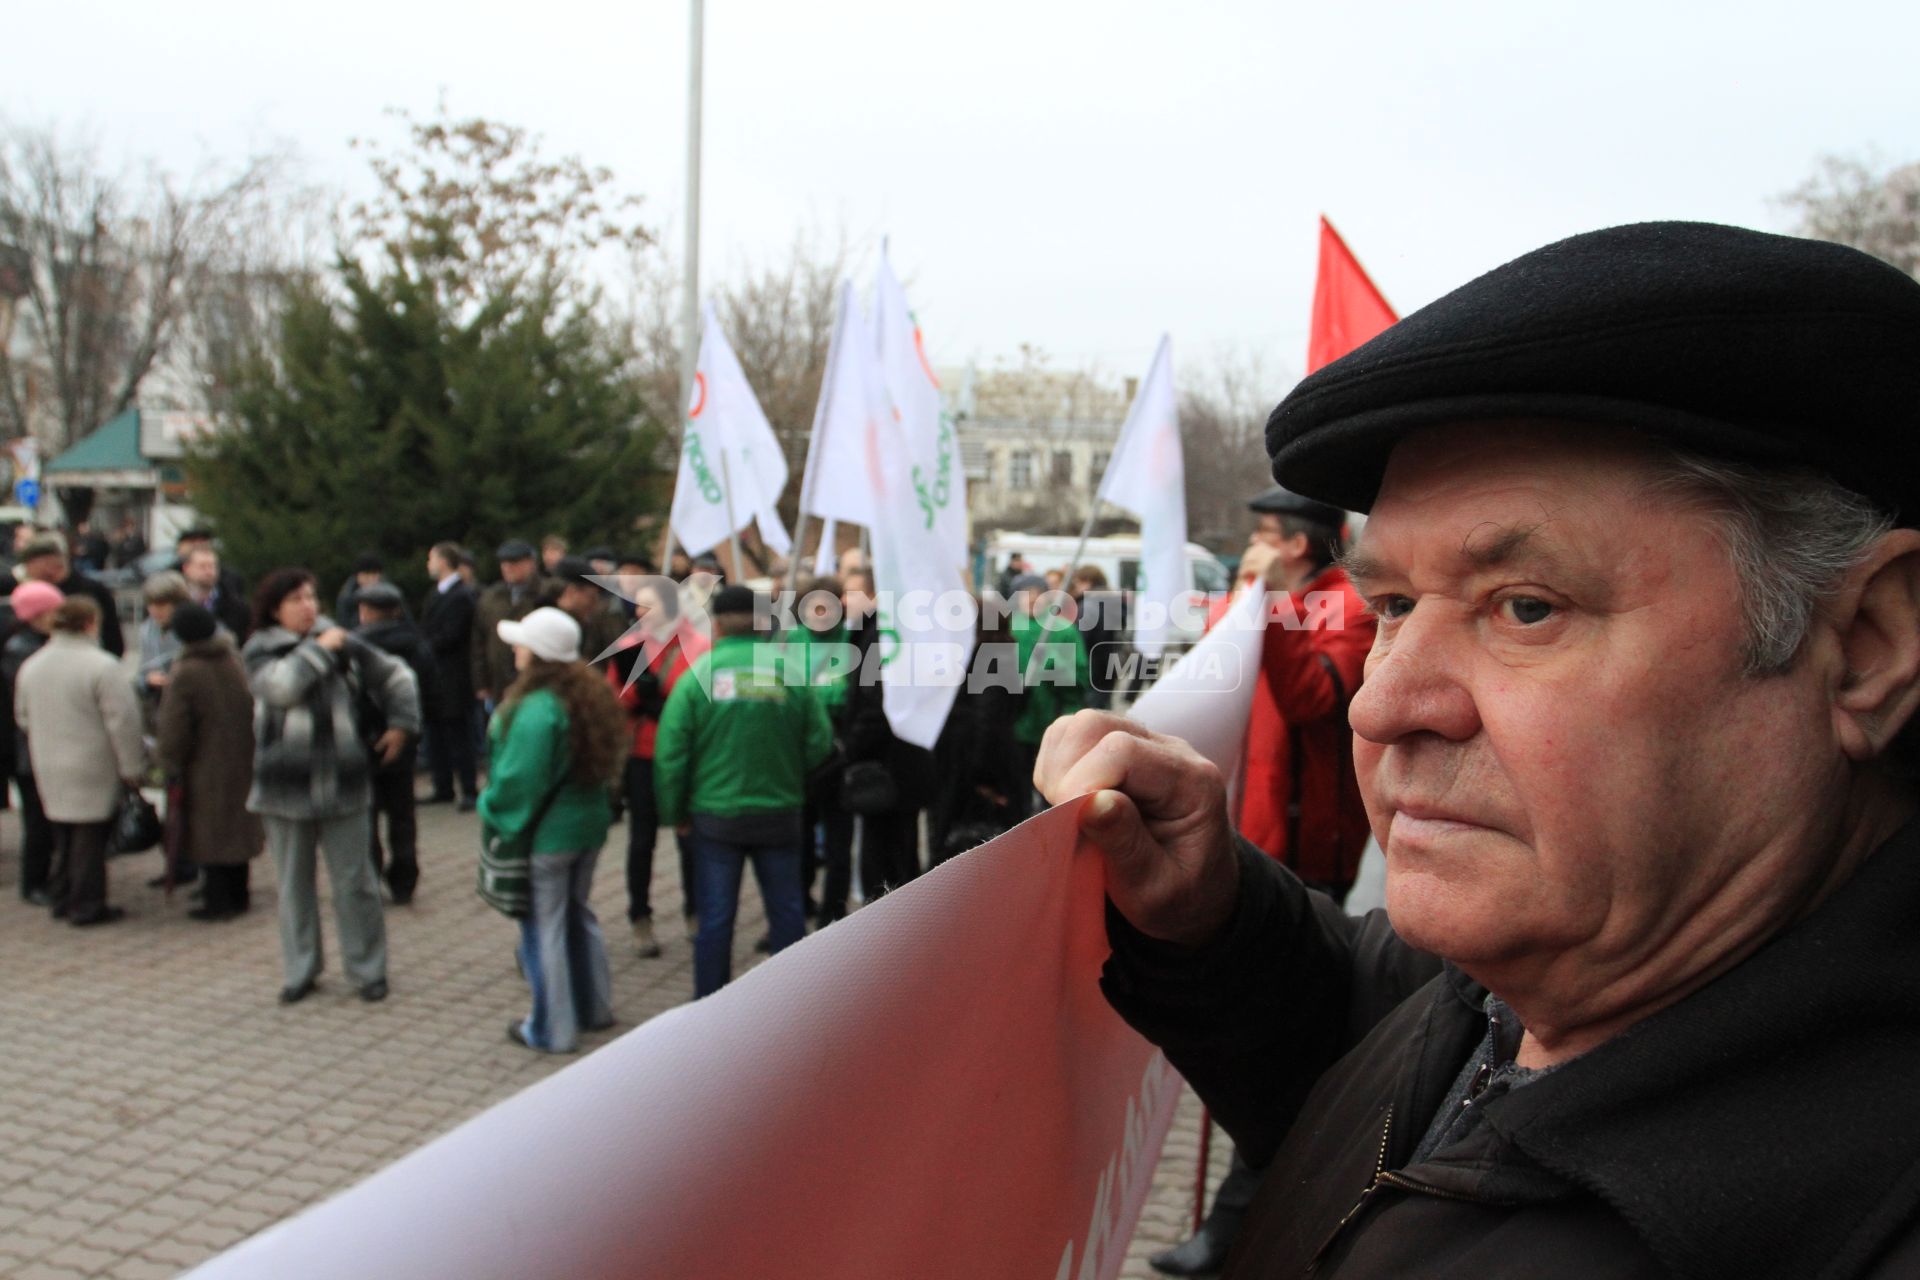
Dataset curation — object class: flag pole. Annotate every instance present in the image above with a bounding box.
[670,0,703,579]
[719,449,744,583]
[787,282,848,596]
[1063,495,1101,585]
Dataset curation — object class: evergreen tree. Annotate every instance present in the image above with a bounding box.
[184,108,661,601]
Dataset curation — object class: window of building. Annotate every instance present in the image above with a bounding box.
[1009,450,1034,491]
[1051,450,1074,486]
[1090,450,1111,483]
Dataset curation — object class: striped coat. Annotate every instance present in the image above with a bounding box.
[241,621,421,821]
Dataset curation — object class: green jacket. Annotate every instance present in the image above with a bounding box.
[1011,612,1089,745]
[477,688,613,855]
[654,635,834,824]
[782,622,851,712]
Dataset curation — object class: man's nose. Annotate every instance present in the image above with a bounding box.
[1349,605,1481,745]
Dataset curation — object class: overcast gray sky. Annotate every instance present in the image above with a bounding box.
[9,0,1918,390]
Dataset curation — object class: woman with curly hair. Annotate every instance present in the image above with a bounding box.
[479,607,627,1053]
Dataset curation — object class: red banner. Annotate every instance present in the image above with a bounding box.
[1308,216,1398,373]
[186,800,1179,1280]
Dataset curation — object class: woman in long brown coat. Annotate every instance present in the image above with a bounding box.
[154,603,263,920]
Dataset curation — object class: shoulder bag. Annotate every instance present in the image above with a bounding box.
[476,759,571,920]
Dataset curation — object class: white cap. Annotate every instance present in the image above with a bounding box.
[497,607,582,663]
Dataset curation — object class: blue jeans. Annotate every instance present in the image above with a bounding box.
[516,848,612,1052]
[691,833,805,999]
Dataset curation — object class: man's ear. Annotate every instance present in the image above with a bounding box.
[1832,529,1920,762]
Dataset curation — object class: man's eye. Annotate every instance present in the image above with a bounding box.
[1373,595,1414,620]
[1501,596,1554,625]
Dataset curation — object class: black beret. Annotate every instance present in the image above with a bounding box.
[350,551,385,574]
[496,539,536,562]
[1247,485,1345,528]
[552,555,595,585]
[581,545,617,564]
[169,602,217,644]
[1267,221,1920,521]
[709,584,758,616]
[355,582,405,608]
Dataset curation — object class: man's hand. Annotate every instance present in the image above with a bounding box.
[372,728,408,766]
[1034,710,1240,948]
[314,627,349,652]
[476,688,491,702]
[1237,541,1281,590]
[145,671,168,689]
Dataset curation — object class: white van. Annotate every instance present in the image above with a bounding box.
[980,532,1230,599]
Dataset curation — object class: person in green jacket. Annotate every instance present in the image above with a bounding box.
[479,607,627,1053]
[1007,574,1089,820]
[656,586,833,998]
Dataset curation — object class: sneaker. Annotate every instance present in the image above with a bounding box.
[631,917,661,959]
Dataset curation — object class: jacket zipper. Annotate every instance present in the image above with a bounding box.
[1307,1104,1396,1274]
[1305,1102,1500,1273]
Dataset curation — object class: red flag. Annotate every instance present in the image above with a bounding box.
[1307,216,1398,373]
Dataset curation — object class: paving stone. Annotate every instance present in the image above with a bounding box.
[2,802,1211,1277]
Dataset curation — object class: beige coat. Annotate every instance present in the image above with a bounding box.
[14,632,147,822]
[154,636,263,863]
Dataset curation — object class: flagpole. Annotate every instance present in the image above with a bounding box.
[1063,496,1101,585]
[671,0,704,579]
[719,449,744,583]
[787,282,848,596]
[664,0,710,579]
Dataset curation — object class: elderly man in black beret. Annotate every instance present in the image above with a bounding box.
[1038,222,1920,1278]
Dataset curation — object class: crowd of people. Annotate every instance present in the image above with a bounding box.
[7,516,1356,1067]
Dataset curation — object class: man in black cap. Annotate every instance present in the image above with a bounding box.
[1038,223,1920,1276]
[336,551,407,624]
[471,539,542,713]
[6,532,125,656]
[544,555,630,665]
[356,583,434,902]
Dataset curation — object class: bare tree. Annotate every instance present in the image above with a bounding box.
[1780,154,1920,279]
[624,227,863,541]
[1180,348,1288,549]
[348,102,652,313]
[0,122,286,451]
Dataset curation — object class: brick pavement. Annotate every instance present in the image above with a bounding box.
[0,801,1231,1279]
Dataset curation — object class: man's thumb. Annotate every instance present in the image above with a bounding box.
[1080,789,1154,874]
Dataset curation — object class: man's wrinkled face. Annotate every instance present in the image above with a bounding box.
[1343,422,1842,983]
[501,557,535,586]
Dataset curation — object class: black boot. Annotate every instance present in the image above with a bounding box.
[1149,1215,1237,1276]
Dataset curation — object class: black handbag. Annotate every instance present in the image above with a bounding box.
[109,788,164,856]
[837,760,898,815]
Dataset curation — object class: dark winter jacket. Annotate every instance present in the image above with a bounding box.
[840,614,936,813]
[355,616,439,746]
[1102,819,1920,1279]
[154,636,263,864]
[471,580,540,701]
[419,579,477,717]
[0,625,46,779]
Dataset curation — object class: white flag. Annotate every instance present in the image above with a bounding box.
[873,255,967,575]
[669,306,793,558]
[812,517,839,577]
[799,282,880,529]
[823,278,974,748]
[1098,335,1187,656]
